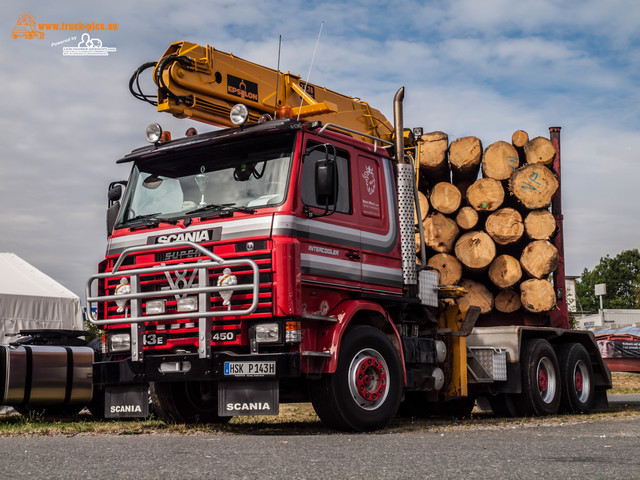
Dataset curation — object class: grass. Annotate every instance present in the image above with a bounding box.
[609,372,640,394]
[1,372,638,436]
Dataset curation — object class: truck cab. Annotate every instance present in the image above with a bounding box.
[87,116,412,427]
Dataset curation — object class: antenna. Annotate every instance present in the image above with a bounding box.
[274,35,282,118]
[298,21,324,120]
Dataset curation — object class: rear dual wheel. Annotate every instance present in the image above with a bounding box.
[558,343,595,413]
[516,338,561,416]
[309,326,403,432]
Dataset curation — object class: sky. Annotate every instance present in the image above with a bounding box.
[1,0,639,299]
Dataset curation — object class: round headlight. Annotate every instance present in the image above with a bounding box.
[146,123,163,143]
[230,104,249,126]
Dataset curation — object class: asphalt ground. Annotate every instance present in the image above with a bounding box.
[0,415,639,479]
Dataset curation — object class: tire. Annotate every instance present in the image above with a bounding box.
[557,343,595,413]
[150,381,231,424]
[309,326,403,432]
[516,339,561,416]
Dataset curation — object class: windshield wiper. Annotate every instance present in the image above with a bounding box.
[186,203,255,217]
[121,213,179,229]
[185,203,235,216]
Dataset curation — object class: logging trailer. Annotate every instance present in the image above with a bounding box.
[0,41,611,430]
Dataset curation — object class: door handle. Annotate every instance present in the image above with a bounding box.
[346,252,361,260]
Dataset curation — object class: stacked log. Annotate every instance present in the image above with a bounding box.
[414,129,560,316]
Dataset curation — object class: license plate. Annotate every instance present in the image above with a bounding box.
[143,332,167,346]
[224,361,276,377]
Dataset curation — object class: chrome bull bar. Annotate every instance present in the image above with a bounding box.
[86,242,260,361]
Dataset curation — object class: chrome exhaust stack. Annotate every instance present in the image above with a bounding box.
[393,87,417,287]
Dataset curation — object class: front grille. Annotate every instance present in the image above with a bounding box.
[87,240,273,350]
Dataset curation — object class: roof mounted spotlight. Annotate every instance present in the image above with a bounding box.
[146,123,163,143]
[230,104,249,126]
[412,127,424,139]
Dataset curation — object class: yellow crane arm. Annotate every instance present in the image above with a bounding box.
[143,41,394,143]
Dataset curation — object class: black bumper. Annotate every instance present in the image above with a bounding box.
[94,351,301,385]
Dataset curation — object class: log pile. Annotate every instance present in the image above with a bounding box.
[416,129,559,316]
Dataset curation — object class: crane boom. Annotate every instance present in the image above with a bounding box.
[135,41,394,143]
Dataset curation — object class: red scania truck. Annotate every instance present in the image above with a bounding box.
[0,41,611,431]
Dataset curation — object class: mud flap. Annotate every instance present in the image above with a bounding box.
[218,381,279,416]
[104,384,149,419]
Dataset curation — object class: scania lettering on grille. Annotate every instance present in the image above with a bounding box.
[149,228,217,245]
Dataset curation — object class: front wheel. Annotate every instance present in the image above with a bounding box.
[309,326,403,432]
[150,381,231,424]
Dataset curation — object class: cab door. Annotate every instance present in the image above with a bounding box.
[298,139,362,290]
[355,154,402,294]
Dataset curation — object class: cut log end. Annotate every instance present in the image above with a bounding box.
[495,289,522,313]
[427,253,463,285]
[456,206,479,230]
[449,136,482,181]
[423,213,460,253]
[488,254,523,288]
[485,208,524,245]
[520,278,556,313]
[459,279,494,314]
[523,136,556,165]
[467,178,505,212]
[418,131,449,177]
[524,209,556,240]
[509,164,559,209]
[430,182,462,215]
[511,130,529,148]
[414,190,430,224]
[482,141,520,180]
[520,240,559,279]
[454,231,496,270]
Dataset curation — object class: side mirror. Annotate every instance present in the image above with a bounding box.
[108,184,123,202]
[106,181,127,236]
[315,159,336,206]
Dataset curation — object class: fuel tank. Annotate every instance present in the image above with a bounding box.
[0,345,93,406]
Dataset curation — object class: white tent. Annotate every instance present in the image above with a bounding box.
[0,253,84,344]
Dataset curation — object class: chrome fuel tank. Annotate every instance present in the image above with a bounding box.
[1,345,93,405]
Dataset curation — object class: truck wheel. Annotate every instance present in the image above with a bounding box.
[150,381,230,424]
[517,339,561,416]
[557,343,595,413]
[309,326,402,432]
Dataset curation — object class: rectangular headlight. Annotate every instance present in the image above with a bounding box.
[146,299,166,315]
[255,323,279,343]
[108,332,131,353]
[177,296,198,312]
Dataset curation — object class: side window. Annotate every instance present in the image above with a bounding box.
[301,143,351,214]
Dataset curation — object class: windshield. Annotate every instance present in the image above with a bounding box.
[116,133,294,227]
